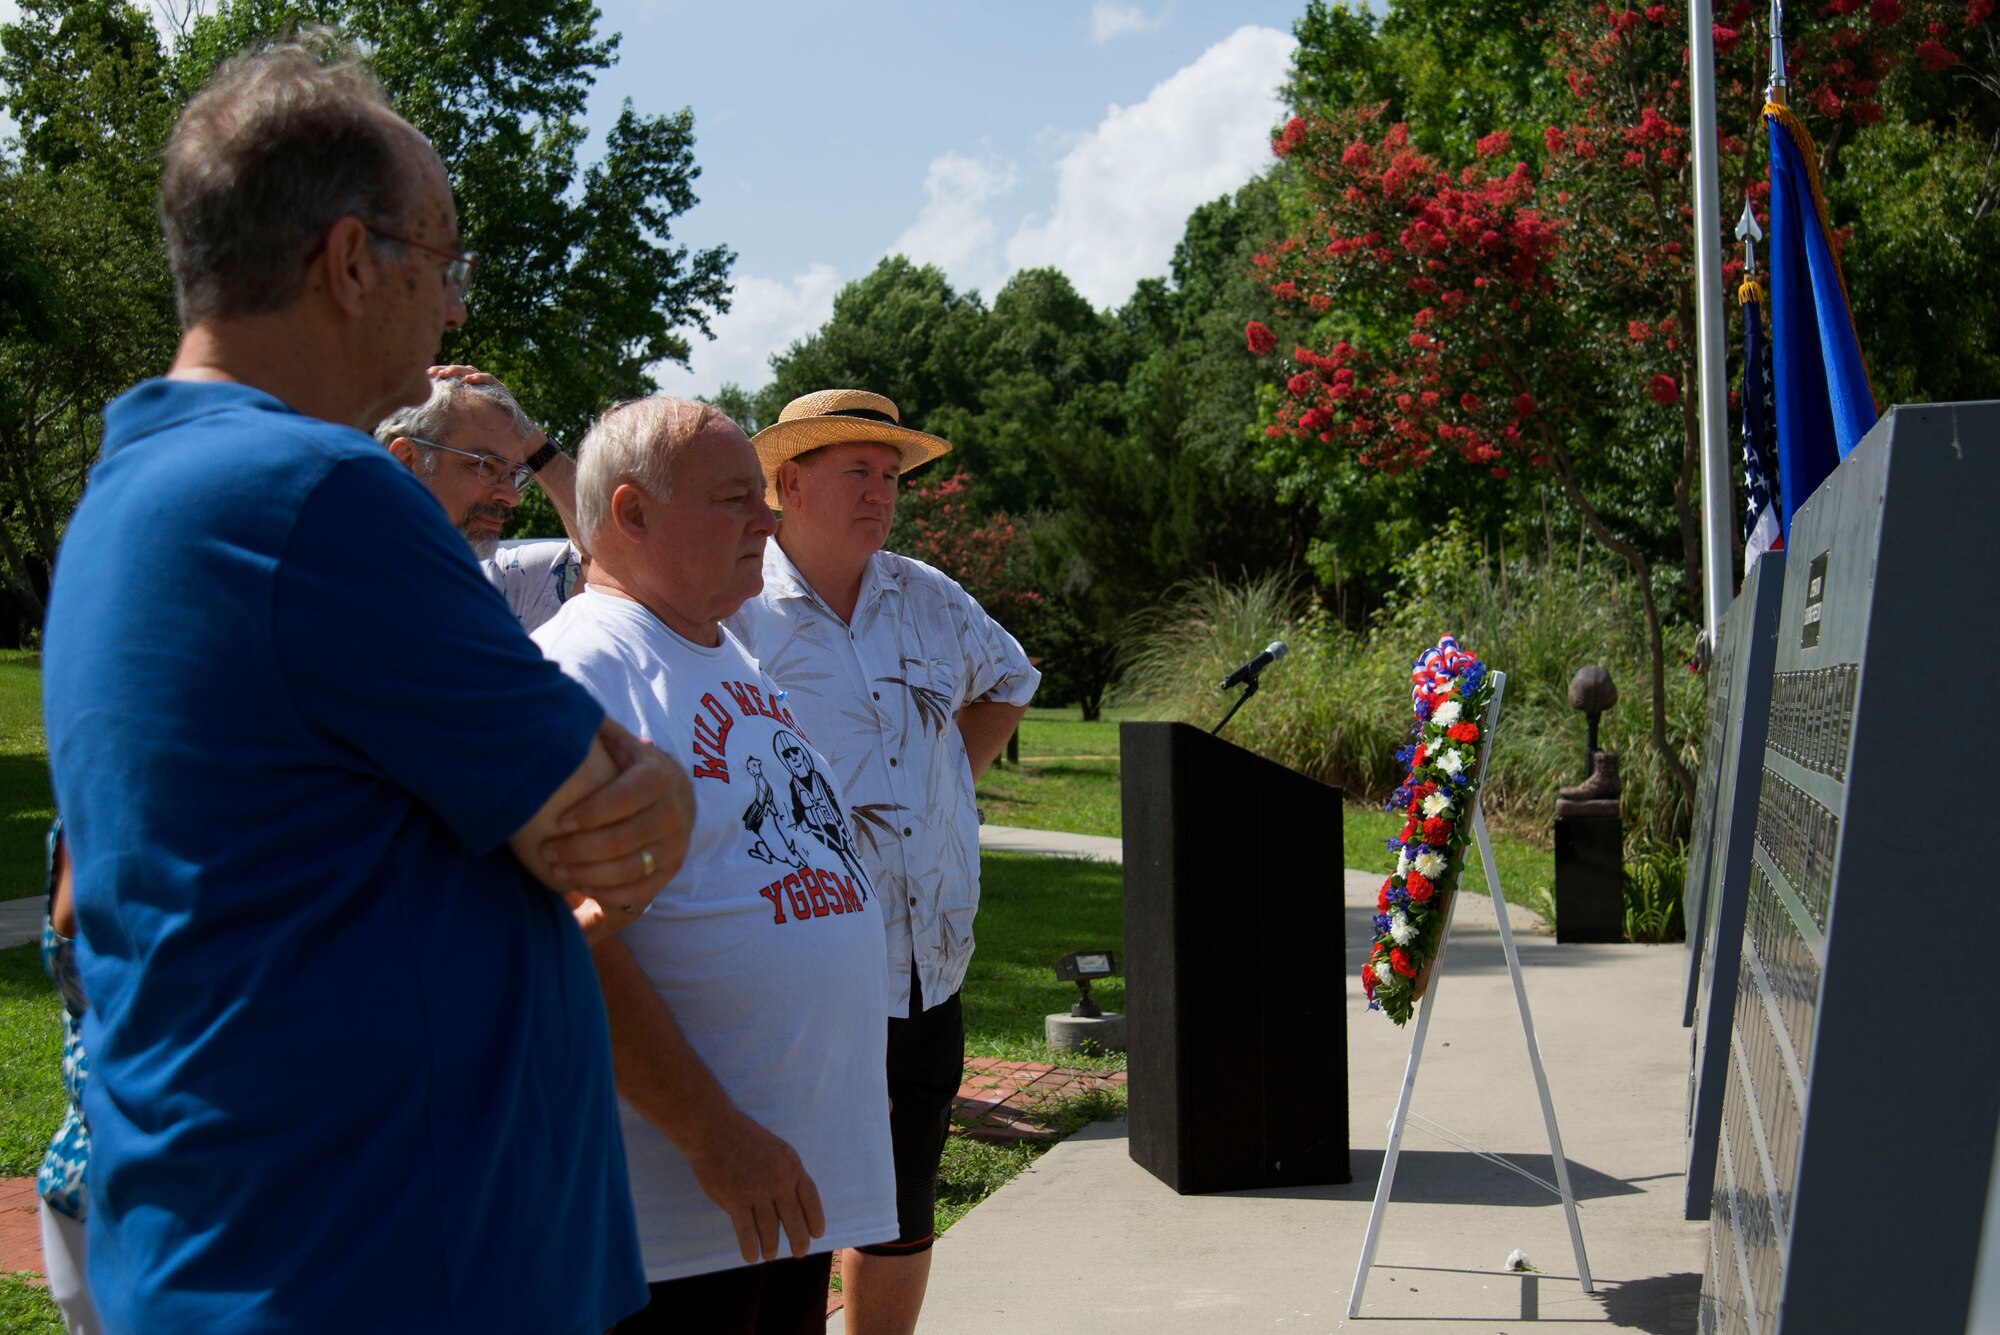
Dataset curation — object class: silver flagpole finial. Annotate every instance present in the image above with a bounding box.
[1768,0,1788,102]
[1736,199,1764,275]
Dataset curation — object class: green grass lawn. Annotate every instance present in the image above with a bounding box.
[0,1272,61,1333]
[963,851,1124,1065]
[1,942,61,1177]
[0,651,52,902]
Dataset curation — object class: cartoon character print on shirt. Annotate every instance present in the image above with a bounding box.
[751,730,871,900]
[741,756,804,868]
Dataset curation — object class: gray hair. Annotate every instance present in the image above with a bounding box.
[159,30,412,327]
[576,396,725,542]
[374,377,536,454]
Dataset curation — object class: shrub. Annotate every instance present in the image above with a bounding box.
[1123,521,1704,854]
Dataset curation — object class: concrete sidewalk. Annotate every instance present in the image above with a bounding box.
[880,869,1705,1334]
[978,823,1122,862]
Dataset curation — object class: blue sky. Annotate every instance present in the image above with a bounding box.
[594,1,1304,397]
[0,0,1306,396]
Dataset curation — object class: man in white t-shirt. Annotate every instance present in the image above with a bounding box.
[376,366,582,631]
[533,396,895,1333]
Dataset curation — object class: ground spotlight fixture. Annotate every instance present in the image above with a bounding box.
[1055,950,1116,1018]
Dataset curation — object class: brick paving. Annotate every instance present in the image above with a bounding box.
[1,1175,43,1285]
[3,1058,1126,1315]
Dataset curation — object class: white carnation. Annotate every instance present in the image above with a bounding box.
[1414,851,1446,878]
[1390,912,1417,946]
[1433,699,1462,726]
[1439,749,1465,776]
[1374,960,1398,986]
[1396,848,1411,876]
[1422,792,1454,818]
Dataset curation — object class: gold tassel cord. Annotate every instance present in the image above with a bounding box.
[1739,279,1765,306]
[1761,100,1878,407]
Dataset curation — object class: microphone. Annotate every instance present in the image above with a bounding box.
[1220,640,1288,690]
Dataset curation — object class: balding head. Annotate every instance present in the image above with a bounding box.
[575,397,726,546]
[159,31,415,327]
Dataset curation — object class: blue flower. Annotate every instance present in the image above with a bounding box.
[1394,745,1415,765]
[1451,772,1469,786]
[1415,700,1434,720]
[1367,998,1381,1011]
[1382,837,1403,854]
[1373,913,1392,934]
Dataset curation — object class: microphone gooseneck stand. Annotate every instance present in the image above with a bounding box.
[1209,675,1260,737]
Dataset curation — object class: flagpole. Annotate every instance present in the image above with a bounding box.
[1689,0,1734,643]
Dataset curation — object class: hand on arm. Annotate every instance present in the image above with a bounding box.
[508,714,693,917]
[428,364,582,548]
[957,700,1028,780]
[592,937,826,1261]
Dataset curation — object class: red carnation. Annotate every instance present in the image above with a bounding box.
[1447,721,1481,742]
[1390,948,1416,977]
[1400,817,1419,842]
[1422,816,1453,845]
[1406,870,1435,901]
[1378,879,1393,912]
[1413,743,1428,767]
[1246,321,1278,355]
[1362,965,1378,996]
[1647,374,1680,405]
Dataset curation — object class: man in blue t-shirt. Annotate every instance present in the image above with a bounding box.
[42,36,690,1334]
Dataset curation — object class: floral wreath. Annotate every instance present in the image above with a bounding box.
[1363,635,1496,1025]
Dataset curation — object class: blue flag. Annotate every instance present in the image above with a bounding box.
[1764,101,1876,537]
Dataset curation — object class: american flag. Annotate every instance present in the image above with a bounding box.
[1740,277,1783,571]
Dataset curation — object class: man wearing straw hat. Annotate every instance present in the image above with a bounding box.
[726,389,1040,1333]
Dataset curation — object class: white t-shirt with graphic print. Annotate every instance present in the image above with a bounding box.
[533,588,895,1281]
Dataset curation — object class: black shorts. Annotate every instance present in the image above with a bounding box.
[853,965,964,1257]
[612,1253,832,1335]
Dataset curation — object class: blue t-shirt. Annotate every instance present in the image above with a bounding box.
[43,380,647,1334]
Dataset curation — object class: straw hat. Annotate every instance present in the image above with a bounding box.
[752,389,952,508]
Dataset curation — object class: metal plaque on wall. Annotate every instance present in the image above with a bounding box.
[1683,549,1784,1220]
[1699,402,2000,1334]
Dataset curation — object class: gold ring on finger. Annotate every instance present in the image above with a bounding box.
[640,846,656,878]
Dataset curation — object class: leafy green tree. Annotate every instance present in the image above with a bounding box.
[164,0,734,446]
[0,0,735,595]
[756,257,991,441]
[0,0,180,634]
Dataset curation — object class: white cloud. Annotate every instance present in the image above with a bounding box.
[887,152,1018,299]
[1090,1,1167,44]
[1005,24,1295,310]
[662,262,843,402]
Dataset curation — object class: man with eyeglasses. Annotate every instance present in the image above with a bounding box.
[42,34,686,1333]
[378,365,585,632]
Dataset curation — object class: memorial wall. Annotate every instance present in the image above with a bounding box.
[1697,402,2000,1334]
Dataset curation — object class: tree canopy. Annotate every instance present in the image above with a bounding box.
[0,0,733,636]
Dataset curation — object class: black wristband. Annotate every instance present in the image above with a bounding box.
[524,438,563,473]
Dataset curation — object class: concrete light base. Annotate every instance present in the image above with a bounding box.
[1046,1011,1127,1057]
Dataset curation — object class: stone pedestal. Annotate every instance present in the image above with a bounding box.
[1045,1011,1127,1056]
[1553,812,1623,943]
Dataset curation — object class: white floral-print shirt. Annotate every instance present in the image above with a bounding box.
[725,541,1041,1018]
[485,538,581,633]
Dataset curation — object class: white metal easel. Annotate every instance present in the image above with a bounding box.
[1346,670,1594,1317]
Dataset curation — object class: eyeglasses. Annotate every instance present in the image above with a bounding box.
[406,437,534,492]
[366,226,479,294]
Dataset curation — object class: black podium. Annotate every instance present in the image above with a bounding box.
[1120,721,1351,1194]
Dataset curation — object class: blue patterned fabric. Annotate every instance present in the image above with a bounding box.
[36,820,89,1222]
